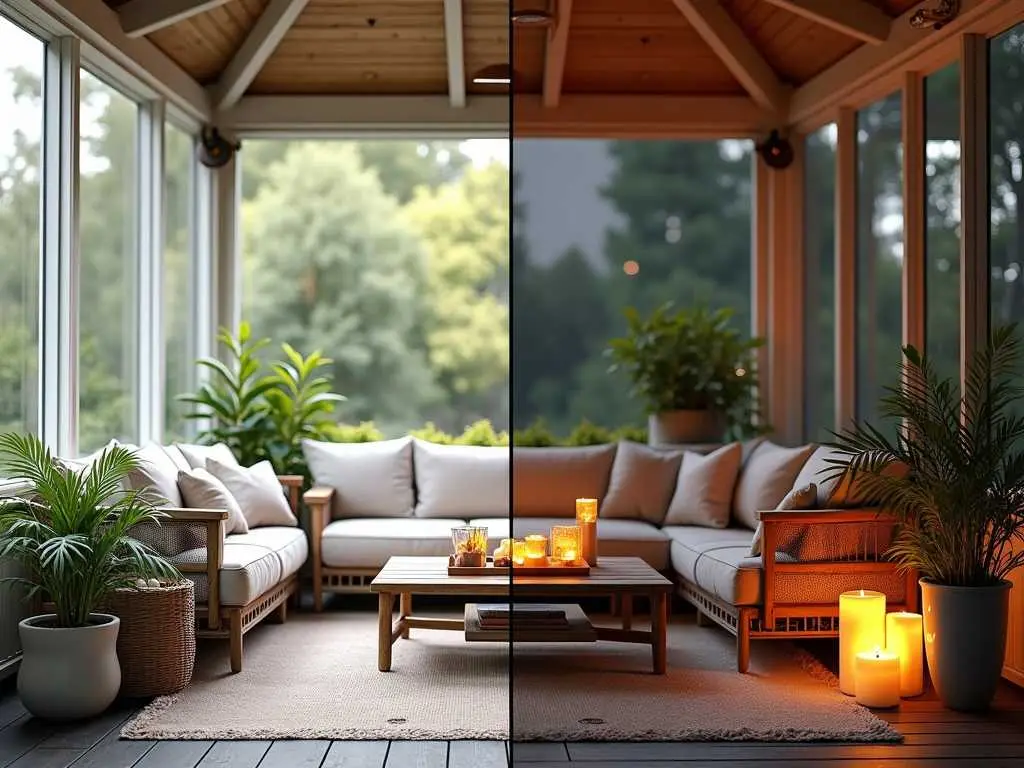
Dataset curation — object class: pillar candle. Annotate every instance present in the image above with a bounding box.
[575,498,598,565]
[838,589,886,695]
[885,611,924,697]
[854,647,901,708]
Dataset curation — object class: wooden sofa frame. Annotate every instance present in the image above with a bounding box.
[678,507,919,672]
[154,475,305,673]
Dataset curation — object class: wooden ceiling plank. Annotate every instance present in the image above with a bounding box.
[210,0,310,111]
[442,0,466,108]
[119,0,235,38]
[670,0,788,115]
[542,0,573,107]
[763,0,892,45]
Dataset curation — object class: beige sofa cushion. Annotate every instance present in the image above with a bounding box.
[175,442,238,470]
[302,437,414,518]
[731,441,816,529]
[177,467,249,535]
[413,440,509,518]
[794,446,907,508]
[748,482,817,557]
[665,526,771,606]
[474,517,670,571]
[663,443,743,528]
[206,458,298,528]
[320,518,467,569]
[173,527,306,606]
[512,444,616,517]
[125,442,183,507]
[600,441,682,524]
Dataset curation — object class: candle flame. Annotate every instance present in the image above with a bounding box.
[859,589,865,597]
[874,646,882,658]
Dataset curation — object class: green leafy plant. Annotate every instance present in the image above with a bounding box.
[454,420,509,446]
[320,421,385,443]
[826,326,1024,587]
[611,424,648,443]
[606,303,765,436]
[178,323,346,477]
[564,420,613,446]
[409,422,455,444]
[513,419,558,447]
[0,434,180,628]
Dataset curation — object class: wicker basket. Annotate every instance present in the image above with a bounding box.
[105,580,196,697]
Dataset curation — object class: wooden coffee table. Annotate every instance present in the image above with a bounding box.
[369,556,672,674]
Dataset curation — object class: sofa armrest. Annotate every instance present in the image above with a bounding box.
[156,507,230,522]
[758,507,890,524]
[277,475,303,515]
[303,487,334,611]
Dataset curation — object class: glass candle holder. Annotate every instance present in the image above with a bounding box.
[511,539,527,566]
[550,525,582,564]
[451,525,488,567]
[524,534,548,565]
[575,498,598,523]
[576,498,599,565]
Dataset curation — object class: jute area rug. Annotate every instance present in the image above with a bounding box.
[121,611,899,742]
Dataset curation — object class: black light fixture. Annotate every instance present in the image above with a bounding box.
[472,63,512,86]
[756,130,794,170]
[909,0,961,31]
[197,126,240,169]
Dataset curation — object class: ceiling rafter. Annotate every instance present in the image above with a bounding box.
[210,0,310,113]
[442,0,466,108]
[118,0,234,38]
[542,0,573,108]
[670,0,789,117]
[764,0,892,45]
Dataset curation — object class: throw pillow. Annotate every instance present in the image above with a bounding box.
[794,446,909,508]
[663,443,743,528]
[601,441,683,524]
[175,442,239,470]
[412,440,508,518]
[748,482,817,557]
[302,437,414,518]
[206,458,298,528]
[161,444,192,473]
[177,468,249,535]
[731,441,817,530]
[124,442,184,507]
[512,444,617,517]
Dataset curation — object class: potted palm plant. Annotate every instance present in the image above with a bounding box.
[0,433,180,720]
[606,303,765,443]
[827,326,1024,711]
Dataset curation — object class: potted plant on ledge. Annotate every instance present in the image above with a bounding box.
[0,433,180,720]
[606,303,765,443]
[827,326,1024,711]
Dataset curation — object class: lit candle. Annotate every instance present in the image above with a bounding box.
[886,611,924,697]
[511,539,526,566]
[524,535,547,566]
[838,590,886,695]
[854,647,901,708]
[550,525,582,565]
[575,498,598,565]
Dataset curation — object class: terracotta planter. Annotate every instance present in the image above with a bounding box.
[920,578,1011,711]
[18,613,121,720]
[648,410,725,445]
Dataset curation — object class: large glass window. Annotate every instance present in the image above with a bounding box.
[78,70,140,452]
[804,124,837,440]
[990,25,1024,335]
[0,16,44,437]
[925,63,961,384]
[856,93,904,429]
[513,139,753,437]
[240,139,509,437]
[163,123,194,440]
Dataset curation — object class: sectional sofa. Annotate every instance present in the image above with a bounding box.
[302,436,916,671]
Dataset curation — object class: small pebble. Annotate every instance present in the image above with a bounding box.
[146,578,161,587]
[135,578,147,589]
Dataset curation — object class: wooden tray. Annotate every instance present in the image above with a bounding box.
[446,556,590,577]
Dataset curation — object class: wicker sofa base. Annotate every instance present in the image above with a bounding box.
[197,574,298,673]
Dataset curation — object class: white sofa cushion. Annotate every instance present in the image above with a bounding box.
[512,444,616,517]
[320,518,467,569]
[177,467,249,535]
[412,440,509,518]
[663,442,743,528]
[664,525,765,606]
[303,437,414,518]
[228,526,308,580]
[175,442,238,470]
[600,441,682,524]
[161,444,192,472]
[206,458,298,528]
[125,442,183,507]
[731,441,816,530]
[473,517,671,571]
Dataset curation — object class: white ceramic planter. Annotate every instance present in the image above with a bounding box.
[648,409,725,444]
[18,613,121,720]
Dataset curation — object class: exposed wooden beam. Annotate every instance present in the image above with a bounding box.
[119,0,233,38]
[670,0,788,116]
[220,95,509,135]
[763,0,891,45]
[442,0,466,108]
[542,0,573,108]
[515,94,772,138]
[210,0,309,112]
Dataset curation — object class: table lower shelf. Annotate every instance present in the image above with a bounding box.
[464,603,597,643]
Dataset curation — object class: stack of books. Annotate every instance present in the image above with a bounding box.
[477,603,569,630]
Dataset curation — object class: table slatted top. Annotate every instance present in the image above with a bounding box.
[370,556,672,595]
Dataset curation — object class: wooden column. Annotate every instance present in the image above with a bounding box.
[902,71,926,355]
[834,107,857,432]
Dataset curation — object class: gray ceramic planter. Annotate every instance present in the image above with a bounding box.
[648,410,725,444]
[920,578,1011,711]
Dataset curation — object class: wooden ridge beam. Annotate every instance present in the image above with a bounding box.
[210,0,309,112]
[764,0,892,45]
[670,0,789,117]
[118,0,233,38]
[542,0,573,108]
[442,0,466,108]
